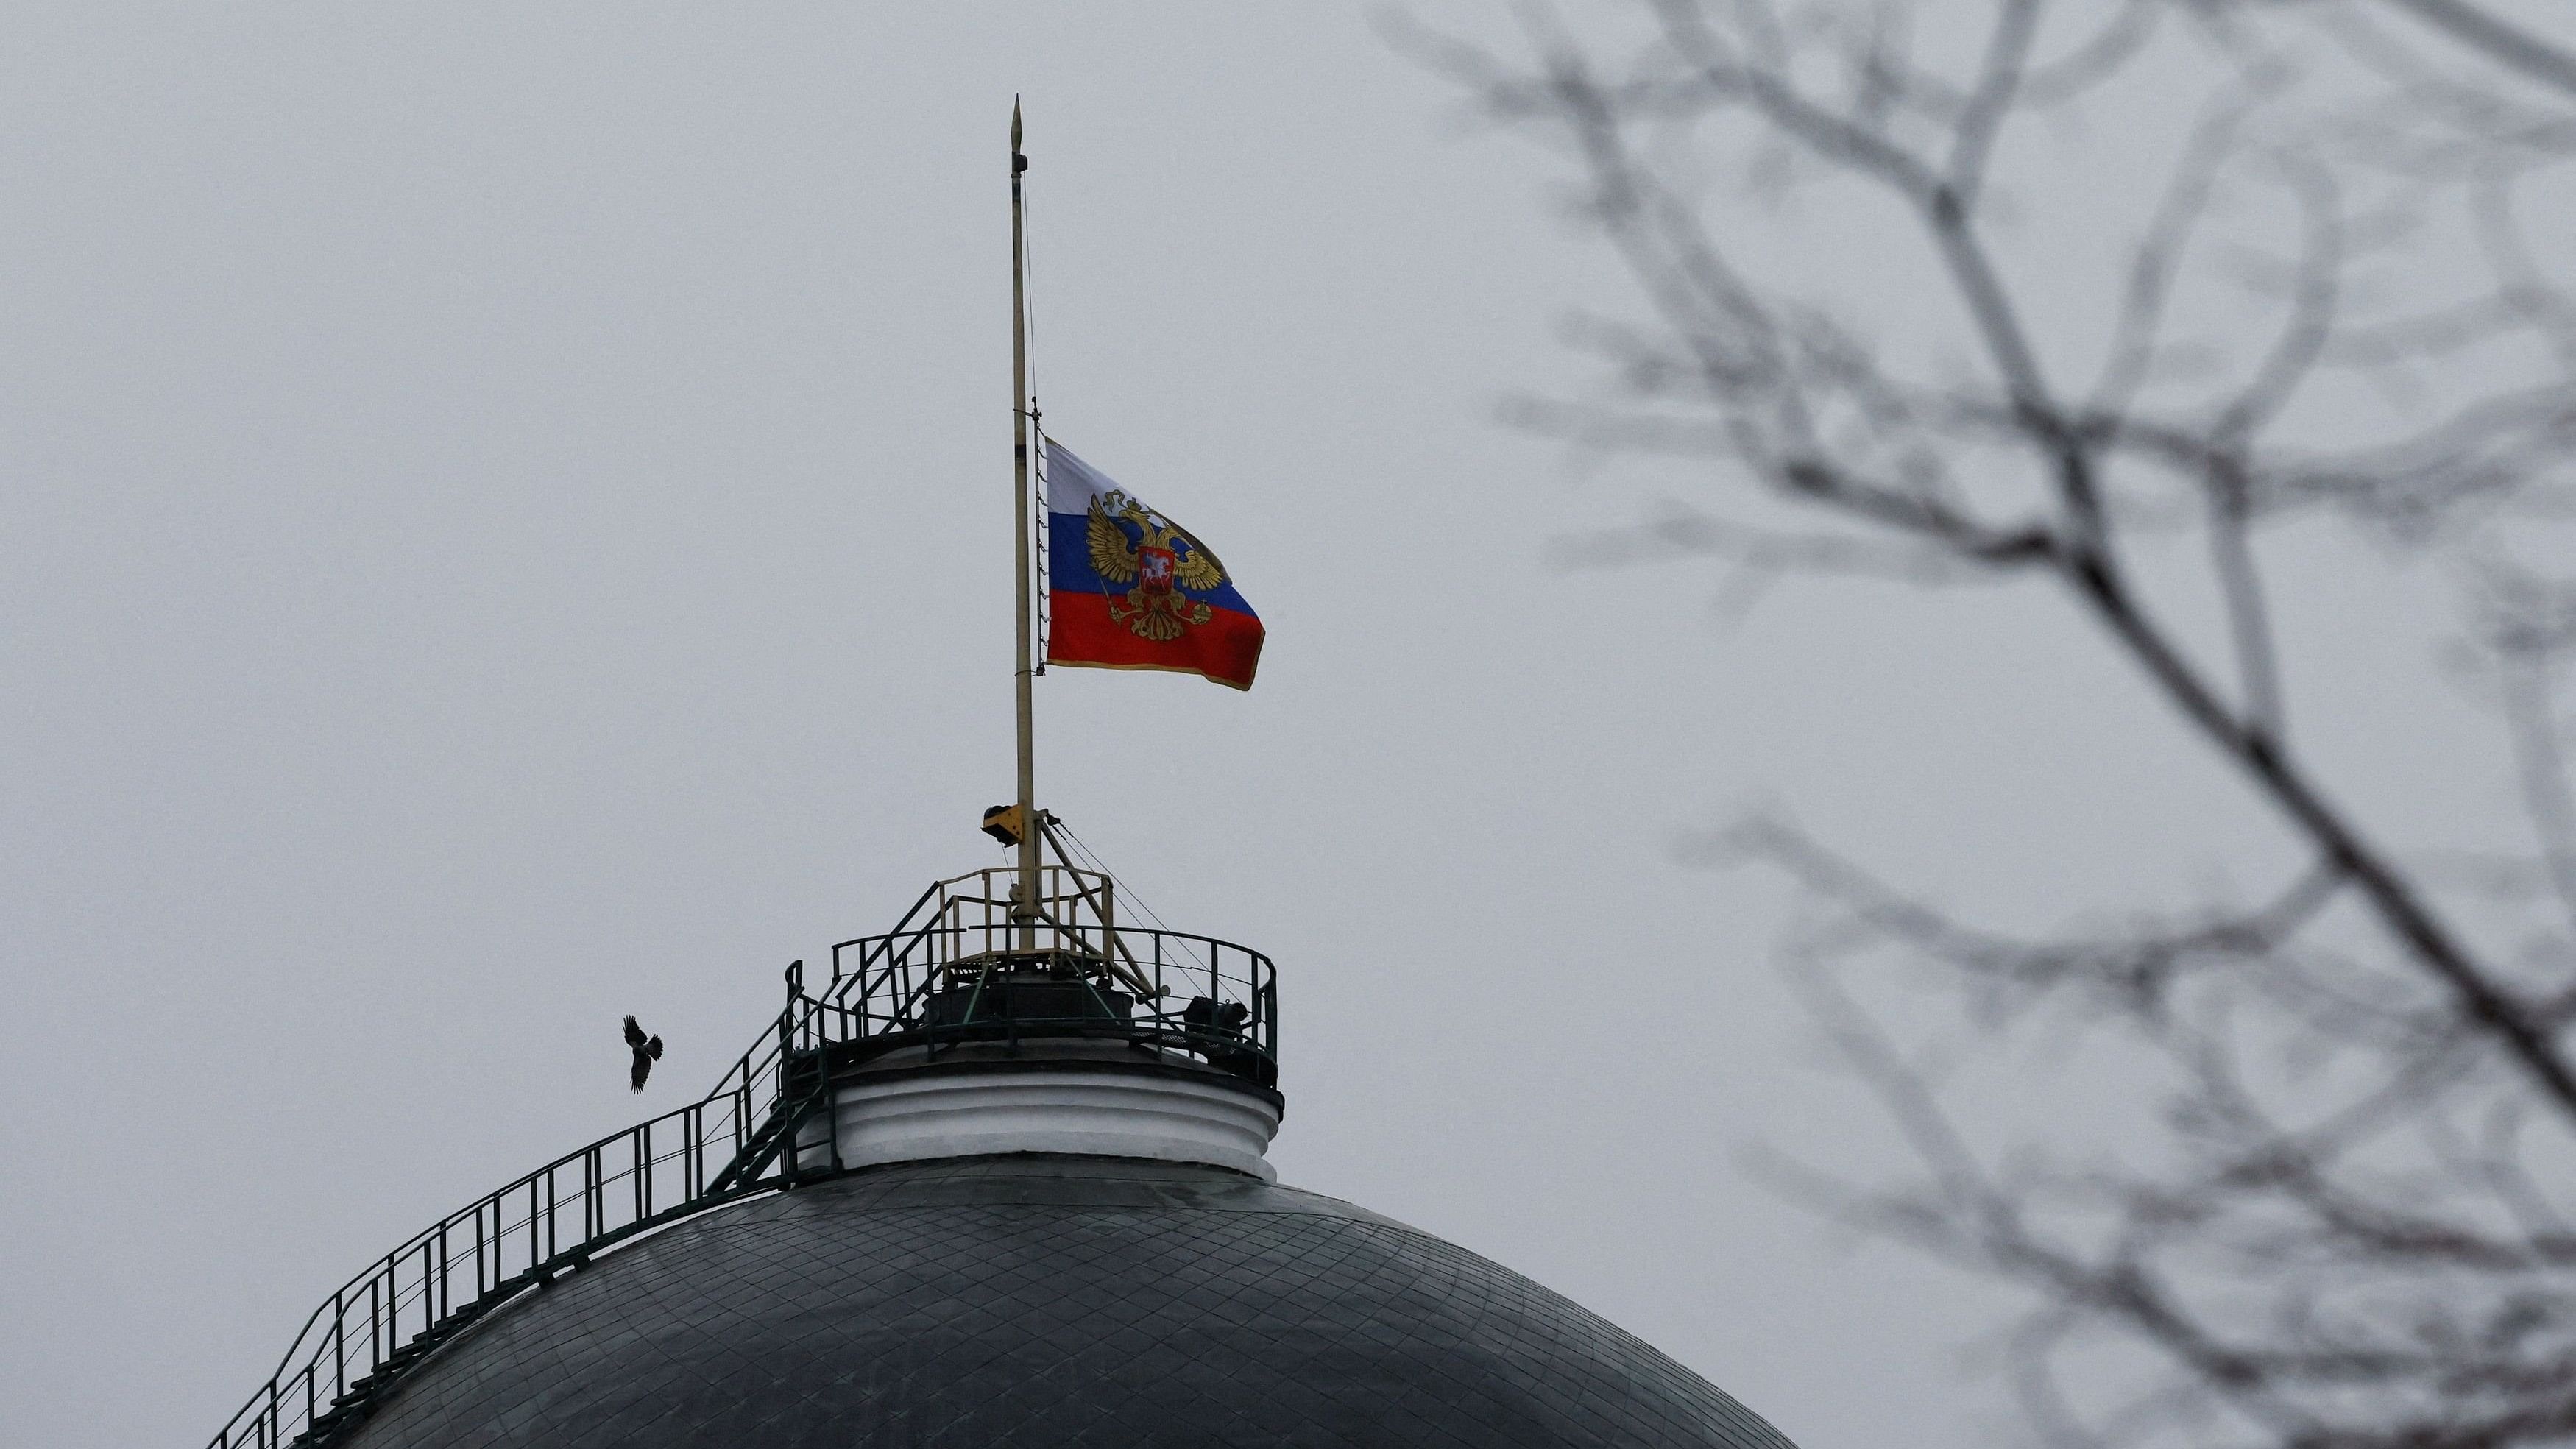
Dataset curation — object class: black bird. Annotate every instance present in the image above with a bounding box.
[623,1016,664,1094]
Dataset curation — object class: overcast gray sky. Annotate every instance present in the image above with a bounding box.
[5,5,2559,1448]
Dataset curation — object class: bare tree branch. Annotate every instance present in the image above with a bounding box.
[2377,0,2576,102]
[2483,568,2576,938]
[1427,3,2576,1442]
[1946,0,2048,207]
[2205,456,2287,740]
[2090,65,2292,419]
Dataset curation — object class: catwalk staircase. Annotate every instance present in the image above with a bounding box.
[208,862,1276,1449]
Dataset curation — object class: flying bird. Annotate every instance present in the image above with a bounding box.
[623,1016,664,1094]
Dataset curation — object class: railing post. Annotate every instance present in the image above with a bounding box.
[822,1010,844,1175]
[1103,878,1117,971]
[684,1103,701,1198]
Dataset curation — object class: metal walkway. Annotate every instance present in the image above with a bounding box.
[206,865,1277,1449]
[205,977,841,1449]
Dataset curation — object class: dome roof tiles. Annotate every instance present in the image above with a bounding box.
[342,1155,1794,1449]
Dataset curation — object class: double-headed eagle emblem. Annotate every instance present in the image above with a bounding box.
[1086,489,1230,642]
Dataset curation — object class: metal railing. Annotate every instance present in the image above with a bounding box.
[206,984,839,1449]
[815,864,1278,1085]
[207,864,1275,1449]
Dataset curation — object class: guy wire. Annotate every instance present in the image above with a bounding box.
[1051,819,1211,977]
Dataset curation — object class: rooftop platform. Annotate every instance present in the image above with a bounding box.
[206,857,1284,1449]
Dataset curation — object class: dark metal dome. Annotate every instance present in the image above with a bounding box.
[205,871,1800,1449]
[339,1153,1795,1449]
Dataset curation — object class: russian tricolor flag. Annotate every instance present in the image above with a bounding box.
[1044,442,1263,691]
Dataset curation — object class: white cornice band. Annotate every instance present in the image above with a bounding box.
[799,1065,1282,1181]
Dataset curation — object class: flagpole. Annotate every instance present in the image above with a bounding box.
[1009,99,1040,949]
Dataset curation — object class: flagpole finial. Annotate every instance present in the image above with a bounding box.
[1011,99,1024,166]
